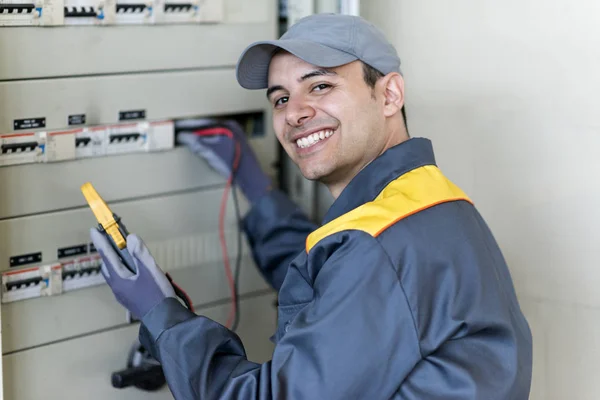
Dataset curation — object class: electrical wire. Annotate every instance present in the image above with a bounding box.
[192,126,242,331]
[230,184,242,332]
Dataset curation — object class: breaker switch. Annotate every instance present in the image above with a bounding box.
[64,6,97,17]
[164,3,192,12]
[0,4,35,14]
[75,137,92,147]
[109,132,141,143]
[1,141,38,153]
[116,3,146,13]
[5,276,42,291]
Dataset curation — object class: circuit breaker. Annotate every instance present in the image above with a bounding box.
[0,0,63,26]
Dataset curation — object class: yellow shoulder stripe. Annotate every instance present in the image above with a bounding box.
[305,165,472,253]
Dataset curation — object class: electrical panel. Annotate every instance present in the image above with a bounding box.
[0,0,279,398]
[0,0,222,26]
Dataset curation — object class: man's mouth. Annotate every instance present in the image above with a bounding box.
[295,129,336,149]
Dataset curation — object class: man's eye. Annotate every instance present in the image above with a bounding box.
[275,97,289,106]
[313,83,331,91]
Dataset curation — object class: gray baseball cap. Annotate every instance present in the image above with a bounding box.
[235,13,402,90]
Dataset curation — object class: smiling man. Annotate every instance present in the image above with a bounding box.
[91,13,533,399]
[265,53,406,197]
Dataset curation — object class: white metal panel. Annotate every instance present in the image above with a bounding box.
[0,0,275,80]
[3,292,277,400]
[0,187,243,271]
[0,69,268,133]
[0,147,223,219]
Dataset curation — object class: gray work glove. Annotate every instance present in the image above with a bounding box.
[176,119,271,204]
[90,229,176,320]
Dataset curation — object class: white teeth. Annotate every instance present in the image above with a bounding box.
[295,129,336,148]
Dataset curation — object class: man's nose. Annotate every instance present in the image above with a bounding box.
[285,97,315,127]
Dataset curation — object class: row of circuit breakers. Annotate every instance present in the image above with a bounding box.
[0,0,222,26]
[0,118,175,304]
[0,119,174,167]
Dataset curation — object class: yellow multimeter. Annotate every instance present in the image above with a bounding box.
[81,182,137,274]
[81,182,196,314]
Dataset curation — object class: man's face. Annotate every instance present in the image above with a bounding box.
[267,52,387,187]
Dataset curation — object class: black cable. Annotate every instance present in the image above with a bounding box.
[230,184,242,332]
[229,127,243,332]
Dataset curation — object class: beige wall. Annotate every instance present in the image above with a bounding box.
[362,1,600,399]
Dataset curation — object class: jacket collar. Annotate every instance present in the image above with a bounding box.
[321,137,437,225]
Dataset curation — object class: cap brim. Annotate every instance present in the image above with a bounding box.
[235,39,358,90]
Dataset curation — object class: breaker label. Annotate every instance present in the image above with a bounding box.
[13,117,46,130]
[10,252,42,268]
[119,109,146,121]
[68,114,86,126]
[57,244,88,259]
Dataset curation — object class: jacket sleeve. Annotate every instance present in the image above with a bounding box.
[138,231,421,400]
[242,189,318,290]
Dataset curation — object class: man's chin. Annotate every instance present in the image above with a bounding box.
[298,165,334,182]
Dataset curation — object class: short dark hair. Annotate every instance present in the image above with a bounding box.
[361,62,408,133]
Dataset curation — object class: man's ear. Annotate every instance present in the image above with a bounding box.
[379,73,405,118]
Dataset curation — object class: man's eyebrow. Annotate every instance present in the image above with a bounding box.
[299,69,337,82]
[266,85,285,99]
[266,69,337,99]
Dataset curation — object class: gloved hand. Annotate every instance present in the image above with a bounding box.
[90,228,176,320]
[176,119,271,204]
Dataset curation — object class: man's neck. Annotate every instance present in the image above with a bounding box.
[326,134,410,199]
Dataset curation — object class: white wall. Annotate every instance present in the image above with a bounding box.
[362,1,600,399]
